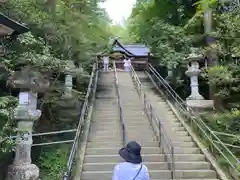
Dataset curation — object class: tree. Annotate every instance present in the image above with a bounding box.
[0,0,113,178]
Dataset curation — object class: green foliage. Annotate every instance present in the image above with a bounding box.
[127,0,240,174]
[201,109,240,158]
[0,0,112,177]
[37,145,70,180]
[127,0,196,67]
[202,109,240,133]
[0,96,17,158]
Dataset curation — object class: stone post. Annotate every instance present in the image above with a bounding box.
[6,67,49,180]
[63,61,76,98]
[166,63,173,82]
[185,56,204,100]
[185,48,213,112]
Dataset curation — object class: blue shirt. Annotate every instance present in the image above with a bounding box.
[112,162,150,180]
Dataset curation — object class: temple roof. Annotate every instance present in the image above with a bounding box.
[111,38,150,57]
[0,13,29,38]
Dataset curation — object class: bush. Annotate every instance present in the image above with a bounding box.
[37,144,71,180]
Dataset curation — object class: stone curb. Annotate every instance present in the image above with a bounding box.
[73,70,98,180]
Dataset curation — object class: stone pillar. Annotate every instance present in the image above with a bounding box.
[185,48,213,112]
[6,68,49,180]
[166,63,173,82]
[63,61,76,98]
[185,60,203,100]
[64,74,73,98]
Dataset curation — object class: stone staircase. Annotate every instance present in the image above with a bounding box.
[81,71,122,180]
[136,71,220,180]
[118,71,172,179]
[79,70,221,180]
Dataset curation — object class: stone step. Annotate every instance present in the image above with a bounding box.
[87,141,159,148]
[89,125,122,130]
[89,126,122,131]
[87,142,122,148]
[95,113,119,118]
[83,162,169,171]
[91,119,120,123]
[174,161,211,170]
[89,131,122,135]
[166,131,188,136]
[172,141,196,147]
[166,135,192,142]
[88,136,122,141]
[160,122,183,127]
[85,147,162,155]
[91,123,151,128]
[83,153,206,163]
[81,169,216,179]
[167,126,186,131]
[95,102,117,106]
[88,134,123,139]
[94,109,118,113]
[84,154,165,163]
[88,133,156,140]
[164,147,200,154]
[82,161,211,171]
[95,103,117,107]
[164,134,191,140]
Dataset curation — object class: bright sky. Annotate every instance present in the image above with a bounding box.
[100,0,136,24]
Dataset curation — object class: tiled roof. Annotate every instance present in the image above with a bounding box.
[111,39,150,57]
[0,13,29,37]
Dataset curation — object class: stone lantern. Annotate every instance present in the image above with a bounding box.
[63,60,78,98]
[166,62,173,83]
[6,67,49,180]
[185,48,213,112]
[57,61,82,122]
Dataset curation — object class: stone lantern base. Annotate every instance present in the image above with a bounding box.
[6,163,39,180]
[186,99,214,114]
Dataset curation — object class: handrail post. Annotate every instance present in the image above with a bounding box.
[139,83,142,95]
[171,146,175,179]
[144,93,146,111]
[131,66,134,78]
[150,105,153,124]
[159,120,162,148]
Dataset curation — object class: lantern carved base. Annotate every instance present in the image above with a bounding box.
[6,163,39,180]
[186,99,214,114]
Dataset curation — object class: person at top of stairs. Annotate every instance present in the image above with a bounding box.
[112,141,150,180]
[103,55,109,72]
[123,56,132,72]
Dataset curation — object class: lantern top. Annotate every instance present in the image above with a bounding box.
[185,48,203,62]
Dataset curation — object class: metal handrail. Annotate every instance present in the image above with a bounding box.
[130,66,141,95]
[130,65,175,179]
[143,93,175,178]
[147,63,240,179]
[113,61,128,145]
[63,63,97,180]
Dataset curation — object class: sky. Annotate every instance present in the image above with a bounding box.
[100,0,136,24]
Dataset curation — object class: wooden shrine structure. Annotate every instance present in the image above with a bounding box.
[110,38,150,70]
[0,12,28,38]
[97,38,150,71]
